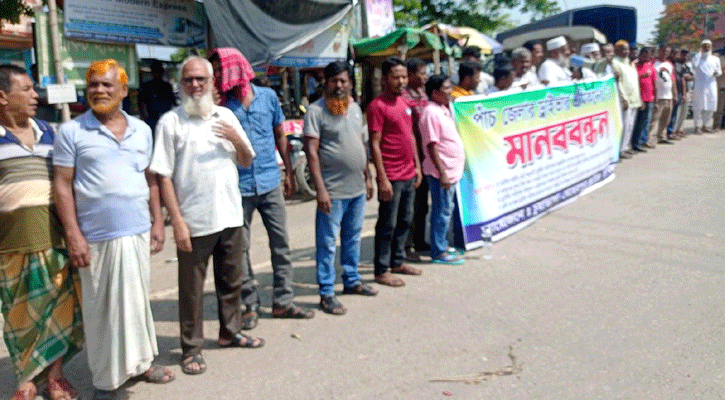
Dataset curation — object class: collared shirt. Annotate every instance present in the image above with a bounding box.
[0,119,64,253]
[635,61,657,103]
[419,102,465,183]
[452,86,474,98]
[224,84,285,197]
[53,110,152,242]
[150,105,254,237]
[653,60,675,100]
[612,56,643,109]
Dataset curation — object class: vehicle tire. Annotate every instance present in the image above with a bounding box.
[294,155,316,200]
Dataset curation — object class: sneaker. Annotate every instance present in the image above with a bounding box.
[432,254,464,265]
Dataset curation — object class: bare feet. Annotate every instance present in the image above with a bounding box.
[391,263,423,275]
[12,382,36,400]
[375,271,405,287]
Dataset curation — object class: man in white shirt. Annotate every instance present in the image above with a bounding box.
[691,39,723,133]
[648,44,677,147]
[538,36,572,86]
[150,56,261,376]
[511,47,540,90]
[611,40,642,159]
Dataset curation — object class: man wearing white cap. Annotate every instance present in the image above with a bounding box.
[538,36,572,86]
[691,39,722,133]
[578,43,599,80]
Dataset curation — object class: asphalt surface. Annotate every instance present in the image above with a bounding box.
[1,123,724,400]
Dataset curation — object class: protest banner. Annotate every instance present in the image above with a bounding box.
[452,77,623,248]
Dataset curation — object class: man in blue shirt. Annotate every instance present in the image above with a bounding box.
[209,48,314,326]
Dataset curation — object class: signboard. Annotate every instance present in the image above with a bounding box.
[272,20,350,68]
[364,0,395,38]
[0,0,41,49]
[36,10,139,88]
[63,0,206,47]
[46,84,78,104]
[452,77,623,248]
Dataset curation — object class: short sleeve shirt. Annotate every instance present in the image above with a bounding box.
[303,99,367,199]
[419,102,465,182]
[53,110,152,242]
[654,60,674,100]
[150,105,254,237]
[636,61,656,103]
[366,94,417,182]
[225,85,285,196]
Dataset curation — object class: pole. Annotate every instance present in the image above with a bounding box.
[433,25,441,74]
[46,0,71,122]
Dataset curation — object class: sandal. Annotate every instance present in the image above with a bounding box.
[218,332,265,349]
[272,304,315,319]
[342,283,379,296]
[319,295,347,315]
[130,364,175,384]
[390,263,422,276]
[181,353,207,375]
[241,304,259,330]
[432,253,464,265]
[374,271,405,287]
[45,377,78,400]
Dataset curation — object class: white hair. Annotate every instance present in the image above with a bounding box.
[511,47,531,60]
[178,56,213,82]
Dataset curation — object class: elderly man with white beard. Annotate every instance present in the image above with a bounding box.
[538,36,573,86]
[691,39,723,133]
[150,56,261,376]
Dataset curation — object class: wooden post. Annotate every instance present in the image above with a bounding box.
[46,0,70,122]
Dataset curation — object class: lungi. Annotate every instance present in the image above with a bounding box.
[0,248,83,384]
[80,231,157,390]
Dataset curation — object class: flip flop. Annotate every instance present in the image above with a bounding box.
[272,304,315,319]
[241,304,259,330]
[342,283,379,296]
[181,353,206,375]
[432,253,464,265]
[130,364,175,384]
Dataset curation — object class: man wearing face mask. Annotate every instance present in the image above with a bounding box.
[303,61,377,315]
[538,36,572,86]
[691,39,723,133]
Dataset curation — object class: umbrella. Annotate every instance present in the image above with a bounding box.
[455,27,503,55]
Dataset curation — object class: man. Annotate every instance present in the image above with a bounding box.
[151,56,262,375]
[402,58,430,261]
[538,36,572,86]
[486,63,517,94]
[304,61,377,315]
[138,60,176,135]
[691,39,723,133]
[209,48,314,327]
[0,65,83,400]
[511,47,540,90]
[418,74,466,265]
[452,61,481,98]
[524,40,545,70]
[611,40,642,159]
[53,59,174,399]
[714,49,725,130]
[647,44,677,147]
[631,47,657,152]
[454,46,494,94]
[367,57,423,287]
[670,49,694,137]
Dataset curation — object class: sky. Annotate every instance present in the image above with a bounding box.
[514,0,666,43]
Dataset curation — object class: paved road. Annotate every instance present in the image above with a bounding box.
[2,126,724,399]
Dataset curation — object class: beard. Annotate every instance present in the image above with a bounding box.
[325,90,350,115]
[181,89,214,117]
[89,96,122,114]
[557,54,570,68]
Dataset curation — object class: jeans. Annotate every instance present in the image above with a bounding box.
[631,101,653,149]
[240,186,294,308]
[427,176,457,259]
[315,194,365,296]
[667,96,681,135]
[374,178,416,275]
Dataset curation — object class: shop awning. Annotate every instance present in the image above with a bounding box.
[351,27,444,59]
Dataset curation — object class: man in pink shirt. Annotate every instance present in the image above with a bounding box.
[631,47,657,152]
[368,57,423,287]
[419,75,466,264]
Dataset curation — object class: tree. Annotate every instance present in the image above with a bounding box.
[654,0,724,49]
[0,0,33,27]
[393,0,560,35]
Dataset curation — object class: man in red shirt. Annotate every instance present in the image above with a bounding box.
[631,47,657,152]
[368,57,423,287]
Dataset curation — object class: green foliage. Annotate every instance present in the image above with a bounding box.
[654,0,724,48]
[0,0,33,27]
[393,0,560,34]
